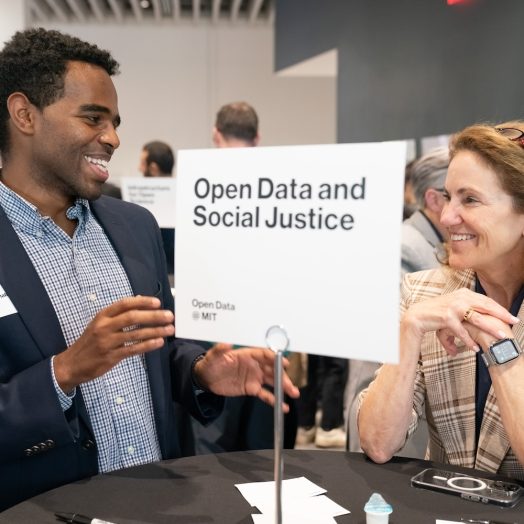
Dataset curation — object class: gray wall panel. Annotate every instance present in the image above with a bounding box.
[276,0,524,142]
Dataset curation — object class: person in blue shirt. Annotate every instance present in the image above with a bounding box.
[0,27,298,510]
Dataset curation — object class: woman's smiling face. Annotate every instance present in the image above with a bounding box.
[441,149,524,275]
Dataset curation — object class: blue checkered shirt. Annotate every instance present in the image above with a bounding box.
[0,181,161,472]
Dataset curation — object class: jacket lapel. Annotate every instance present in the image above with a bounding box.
[429,269,478,468]
[0,207,66,359]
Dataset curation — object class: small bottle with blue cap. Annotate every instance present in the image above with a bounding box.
[364,492,393,524]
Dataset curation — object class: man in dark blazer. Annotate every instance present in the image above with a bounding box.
[0,28,298,510]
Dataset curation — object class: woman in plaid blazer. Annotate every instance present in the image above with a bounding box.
[359,121,524,480]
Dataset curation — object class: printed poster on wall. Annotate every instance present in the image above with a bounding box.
[175,142,406,363]
[121,177,176,228]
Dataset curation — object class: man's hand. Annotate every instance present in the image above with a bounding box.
[54,296,175,392]
[193,343,300,412]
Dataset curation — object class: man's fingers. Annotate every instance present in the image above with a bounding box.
[101,308,174,333]
[100,295,161,317]
[117,336,166,359]
[209,342,234,353]
[256,387,290,413]
[115,324,175,345]
[283,376,300,398]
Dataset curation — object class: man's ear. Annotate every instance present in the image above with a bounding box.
[6,92,38,137]
[425,188,443,213]
[149,161,161,177]
[212,127,224,147]
[252,133,260,147]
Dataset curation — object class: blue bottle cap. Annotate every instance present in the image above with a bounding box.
[364,492,393,514]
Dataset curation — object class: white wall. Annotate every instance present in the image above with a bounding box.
[37,22,336,183]
[0,1,25,46]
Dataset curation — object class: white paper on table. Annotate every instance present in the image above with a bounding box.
[255,493,349,518]
[252,514,337,524]
[236,477,326,507]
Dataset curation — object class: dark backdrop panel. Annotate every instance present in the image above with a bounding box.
[275,0,524,142]
[275,0,342,70]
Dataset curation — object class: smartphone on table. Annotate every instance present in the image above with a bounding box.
[411,467,523,507]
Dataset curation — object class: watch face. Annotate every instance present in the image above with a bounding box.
[491,339,520,364]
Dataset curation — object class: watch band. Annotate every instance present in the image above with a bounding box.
[481,351,496,368]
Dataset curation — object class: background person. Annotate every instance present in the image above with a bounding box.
[358,121,524,479]
[347,147,450,455]
[0,28,298,510]
[403,158,417,220]
[295,354,348,448]
[212,101,259,148]
[138,140,175,178]
[401,146,449,276]
[137,140,176,278]
[193,101,299,453]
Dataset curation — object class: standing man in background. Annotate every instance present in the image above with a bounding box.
[138,140,176,278]
[193,101,298,453]
[212,101,260,148]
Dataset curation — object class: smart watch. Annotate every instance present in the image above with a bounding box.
[481,338,523,368]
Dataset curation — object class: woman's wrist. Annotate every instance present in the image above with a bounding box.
[400,310,425,345]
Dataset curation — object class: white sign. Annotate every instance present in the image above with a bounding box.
[121,177,176,228]
[175,142,406,363]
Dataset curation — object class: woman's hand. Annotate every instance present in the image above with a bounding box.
[462,312,515,353]
[402,288,518,357]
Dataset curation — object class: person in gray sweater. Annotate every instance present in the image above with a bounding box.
[401,146,449,276]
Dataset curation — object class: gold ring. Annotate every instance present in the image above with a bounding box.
[463,307,475,322]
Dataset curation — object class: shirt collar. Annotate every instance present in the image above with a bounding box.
[0,179,91,236]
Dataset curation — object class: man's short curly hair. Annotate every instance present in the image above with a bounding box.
[0,27,119,156]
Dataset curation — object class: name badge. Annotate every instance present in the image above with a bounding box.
[0,283,17,317]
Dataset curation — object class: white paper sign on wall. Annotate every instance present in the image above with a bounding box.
[121,177,176,228]
[175,142,406,363]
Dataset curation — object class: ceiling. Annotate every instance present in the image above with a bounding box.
[26,0,275,25]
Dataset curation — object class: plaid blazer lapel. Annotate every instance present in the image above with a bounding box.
[476,390,510,473]
[511,298,524,361]
[475,300,524,473]
[423,269,478,468]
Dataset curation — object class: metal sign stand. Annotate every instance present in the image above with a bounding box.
[265,325,290,524]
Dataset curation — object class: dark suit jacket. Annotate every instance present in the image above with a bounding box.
[0,196,220,509]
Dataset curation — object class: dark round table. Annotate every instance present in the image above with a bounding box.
[1,450,522,523]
